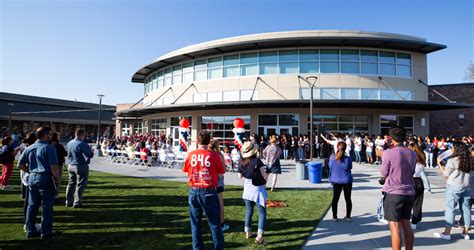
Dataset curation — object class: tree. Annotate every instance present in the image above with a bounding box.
[465,61,474,81]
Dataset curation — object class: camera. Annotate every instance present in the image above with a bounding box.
[378,177,385,185]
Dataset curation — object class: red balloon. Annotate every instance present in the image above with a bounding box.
[179,118,190,128]
[233,118,244,128]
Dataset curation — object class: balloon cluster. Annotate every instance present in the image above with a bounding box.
[178,118,190,152]
[232,118,245,149]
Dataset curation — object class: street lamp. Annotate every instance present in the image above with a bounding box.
[97,94,104,156]
[7,103,14,133]
[306,76,318,162]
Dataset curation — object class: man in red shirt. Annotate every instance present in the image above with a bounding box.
[183,131,225,250]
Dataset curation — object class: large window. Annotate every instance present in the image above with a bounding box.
[301,88,412,101]
[380,115,413,135]
[307,115,369,134]
[257,114,299,136]
[150,118,167,135]
[201,115,251,145]
[144,49,413,93]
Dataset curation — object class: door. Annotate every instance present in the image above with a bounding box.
[265,127,277,137]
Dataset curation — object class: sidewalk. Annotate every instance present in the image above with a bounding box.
[303,164,473,250]
[89,158,473,249]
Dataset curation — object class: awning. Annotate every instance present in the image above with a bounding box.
[116,100,474,117]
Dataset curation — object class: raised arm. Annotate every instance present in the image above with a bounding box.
[320,133,331,144]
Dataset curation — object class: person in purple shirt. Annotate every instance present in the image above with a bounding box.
[380,127,416,250]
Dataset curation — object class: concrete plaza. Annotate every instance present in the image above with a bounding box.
[89,158,473,249]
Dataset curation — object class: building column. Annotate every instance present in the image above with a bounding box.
[191,115,199,149]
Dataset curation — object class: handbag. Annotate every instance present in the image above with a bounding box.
[251,158,267,186]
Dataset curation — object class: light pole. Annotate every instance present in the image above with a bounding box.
[306,76,318,162]
[8,103,14,133]
[97,94,104,156]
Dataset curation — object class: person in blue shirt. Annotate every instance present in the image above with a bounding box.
[328,141,353,222]
[65,129,94,208]
[18,127,61,239]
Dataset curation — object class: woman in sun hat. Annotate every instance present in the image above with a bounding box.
[238,141,268,245]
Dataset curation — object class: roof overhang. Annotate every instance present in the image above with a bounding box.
[132,30,447,83]
[116,100,473,117]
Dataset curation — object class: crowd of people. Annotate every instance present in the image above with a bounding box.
[0,126,473,250]
[1,127,94,239]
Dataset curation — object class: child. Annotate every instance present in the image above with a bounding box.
[223,145,232,172]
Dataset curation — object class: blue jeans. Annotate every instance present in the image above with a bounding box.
[244,199,266,234]
[297,148,304,160]
[354,150,361,163]
[377,193,384,220]
[26,173,55,237]
[444,185,471,228]
[419,169,431,191]
[283,149,289,159]
[188,188,224,250]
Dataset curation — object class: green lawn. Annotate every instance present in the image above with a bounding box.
[0,168,331,249]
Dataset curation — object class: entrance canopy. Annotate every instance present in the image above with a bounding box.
[116,99,474,118]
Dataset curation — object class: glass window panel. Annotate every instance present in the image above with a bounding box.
[320,115,337,122]
[193,93,206,103]
[194,59,207,70]
[259,51,278,63]
[354,123,369,132]
[223,54,239,66]
[338,123,354,131]
[182,62,194,72]
[241,64,258,76]
[379,51,396,63]
[341,50,359,61]
[259,63,278,75]
[208,68,222,79]
[194,70,207,81]
[380,89,398,100]
[279,50,298,62]
[361,89,379,100]
[223,91,239,101]
[398,116,413,128]
[396,53,411,65]
[279,62,298,74]
[299,62,318,73]
[223,66,239,77]
[354,115,368,123]
[173,65,182,74]
[240,90,257,100]
[164,68,172,76]
[361,50,378,62]
[300,88,320,99]
[240,53,258,64]
[170,116,192,126]
[299,50,318,61]
[183,72,193,83]
[341,88,360,99]
[320,49,339,60]
[361,62,378,74]
[258,115,278,126]
[397,90,412,100]
[396,65,411,77]
[380,63,396,75]
[320,62,339,73]
[321,88,340,99]
[380,115,397,128]
[338,115,353,123]
[341,62,360,73]
[172,74,182,84]
[207,57,223,68]
[320,123,338,131]
[207,92,223,102]
[279,115,298,125]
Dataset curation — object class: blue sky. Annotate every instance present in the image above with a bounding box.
[1,0,472,105]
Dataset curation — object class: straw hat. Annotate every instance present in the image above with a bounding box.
[241,141,259,158]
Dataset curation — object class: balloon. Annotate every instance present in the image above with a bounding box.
[233,118,244,128]
[179,118,190,128]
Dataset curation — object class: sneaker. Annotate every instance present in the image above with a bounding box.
[434,232,451,240]
[378,218,389,224]
[411,223,417,230]
[221,224,230,232]
[462,233,470,240]
[41,230,62,240]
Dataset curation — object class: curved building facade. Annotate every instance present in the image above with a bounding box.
[117,30,469,146]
